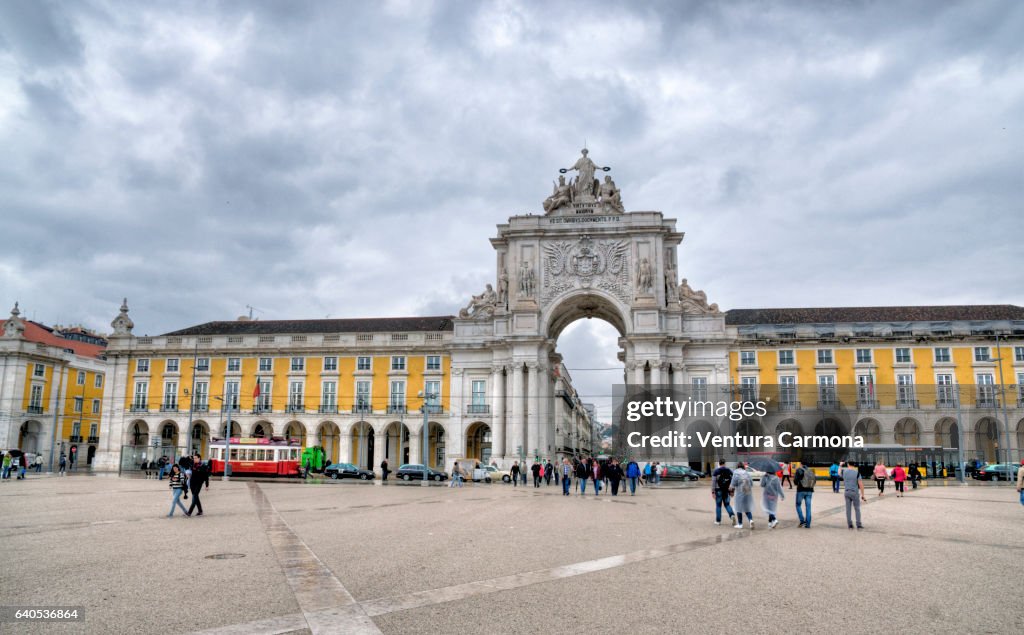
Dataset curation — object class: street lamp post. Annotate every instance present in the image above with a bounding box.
[185,341,199,455]
[214,395,233,481]
[418,390,436,486]
[992,335,1013,470]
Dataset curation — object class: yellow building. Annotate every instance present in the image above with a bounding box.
[1,303,107,468]
[725,306,1024,467]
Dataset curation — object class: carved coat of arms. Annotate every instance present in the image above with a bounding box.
[542,235,630,303]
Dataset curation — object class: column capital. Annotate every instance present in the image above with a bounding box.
[525,362,540,372]
[491,364,505,374]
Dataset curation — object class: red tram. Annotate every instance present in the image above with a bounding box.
[208,437,302,477]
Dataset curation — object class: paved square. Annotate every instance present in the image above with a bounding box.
[2,475,1021,634]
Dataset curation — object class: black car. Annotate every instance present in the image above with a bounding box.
[660,465,702,481]
[973,463,1020,481]
[396,463,448,482]
[323,462,375,480]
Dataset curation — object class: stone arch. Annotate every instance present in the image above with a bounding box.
[895,417,921,446]
[427,421,446,469]
[284,421,307,447]
[542,288,630,340]
[349,421,375,470]
[974,417,999,463]
[853,418,881,444]
[219,420,241,437]
[1017,418,1024,457]
[252,421,273,439]
[18,420,43,454]
[317,421,341,464]
[128,420,149,446]
[815,418,849,438]
[686,419,720,473]
[934,417,960,449]
[159,420,179,448]
[383,421,410,467]
[190,420,210,457]
[465,421,490,464]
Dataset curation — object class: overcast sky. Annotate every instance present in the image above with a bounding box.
[2,1,1022,419]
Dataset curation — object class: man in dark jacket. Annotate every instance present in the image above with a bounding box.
[575,460,589,495]
[795,463,816,528]
[187,454,210,517]
[510,461,520,487]
[606,460,624,496]
[544,461,554,486]
[531,462,542,488]
[380,459,390,482]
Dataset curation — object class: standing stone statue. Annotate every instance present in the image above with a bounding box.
[637,258,653,294]
[561,149,608,202]
[664,262,678,303]
[497,268,509,307]
[519,260,536,299]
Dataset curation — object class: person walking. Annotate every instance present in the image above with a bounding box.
[1016,459,1024,506]
[711,459,735,526]
[531,461,542,488]
[761,471,785,528]
[591,460,602,496]
[607,459,623,496]
[652,462,661,487]
[908,462,921,490]
[12,453,23,480]
[829,461,840,493]
[780,462,792,489]
[167,465,189,518]
[730,462,755,529]
[561,458,572,496]
[34,454,43,473]
[1,452,11,480]
[576,459,589,495]
[643,462,651,485]
[380,458,390,483]
[157,455,168,480]
[18,453,27,480]
[626,459,640,495]
[58,452,67,476]
[873,460,888,497]
[450,461,464,488]
[186,454,209,517]
[795,462,816,528]
[892,463,907,498]
[842,460,867,529]
[510,461,520,488]
[544,460,553,486]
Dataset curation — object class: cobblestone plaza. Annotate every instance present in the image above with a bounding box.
[2,474,1020,634]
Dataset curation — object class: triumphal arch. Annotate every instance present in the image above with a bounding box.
[451,149,732,466]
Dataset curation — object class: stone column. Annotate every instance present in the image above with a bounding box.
[409,424,423,468]
[538,365,552,460]
[650,362,662,386]
[491,365,506,460]
[632,362,645,386]
[374,428,388,475]
[338,426,352,464]
[510,364,524,460]
[527,363,541,460]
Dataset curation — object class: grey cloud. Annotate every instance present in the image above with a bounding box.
[0,0,83,67]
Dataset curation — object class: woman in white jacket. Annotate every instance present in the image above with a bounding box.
[761,472,785,528]
[730,463,755,529]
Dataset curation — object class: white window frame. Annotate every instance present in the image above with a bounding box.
[855,349,872,364]
[894,348,911,364]
[321,381,337,408]
[76,370,86,385]
[816,349,833,364]
[691,377,708,401]
[355,380,371,409]
[425,380,441,407]
[739,351,756,366]
[194,381,209,410]
[133,381,149,408]
[934,347,951,363]
[778,350,794,365]
[73,396,83,413]
[94,373,104,388]
[258,357,273,372]
[227,357,241,372]
[470,380,486,406]
[163,381,178,409]
[323,356,338,372]
[196,357,210,372]
[1014,346,1024,363]
[136,358,150,373]
[357,356,372,371]
[33,363,46,378]
[974,347,990,362]
[391,356,406,371]
[288,381,304,408]
[389,380,406,407]
[426,355,442,371]
[291,357,305,372]
[166,358,180,373]
[30,384,44,409]
[224,381,240,410]
[91,399,100,414]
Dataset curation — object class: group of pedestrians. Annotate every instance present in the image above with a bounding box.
[710,459,877,530]
[165,453,211,518]
[1,451,48,480]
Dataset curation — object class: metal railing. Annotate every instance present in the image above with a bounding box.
[286,404,305,414]
[160,404,178,412]
[422,404,443,415]
[70,435,82,442]
[318,405,339,414]
[387,405,407,415]
[352,403,372,414]
[27,405,45,414]
[467,404,491,414]
[87,436,99,443]
[130,404,148,412]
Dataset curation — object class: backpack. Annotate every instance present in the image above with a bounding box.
[798,466,817,489]
[715,468,733,491]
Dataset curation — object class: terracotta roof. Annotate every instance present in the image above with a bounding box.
[163,316,456,336]
[22,321,107,358]
[725,305,1024,325]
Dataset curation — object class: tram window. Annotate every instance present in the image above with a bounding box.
[291,449,298,460]
[230,448,239,460]
[255,449,263,461]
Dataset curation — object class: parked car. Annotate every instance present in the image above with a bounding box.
[660,465,702,481]
[323,462,375,480]
[973,463,1020,481]
[396,463,448,482]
